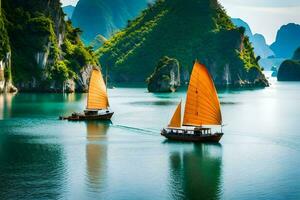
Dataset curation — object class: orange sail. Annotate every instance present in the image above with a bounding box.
[86,69,109,110]
[183,62,222,126]
[168,101,182,128]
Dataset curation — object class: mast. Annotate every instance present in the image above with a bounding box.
[105,65,108,92]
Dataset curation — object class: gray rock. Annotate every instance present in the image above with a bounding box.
[147,57,180,93]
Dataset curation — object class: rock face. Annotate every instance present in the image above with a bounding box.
[277,60,300,81]
[0,0,16,93]
[72,0,152,44]
[0,53,17,93]
[271,23,300,58]
[147,57,180,93]
[99,0,268,88]
[2,0,98,93]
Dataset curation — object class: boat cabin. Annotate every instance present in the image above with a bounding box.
[194,127,212,135]
[165,127,213,136]
[84,110,99,116]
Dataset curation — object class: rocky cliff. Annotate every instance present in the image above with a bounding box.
[98,0,268,88]
[0,0,16,93]
[147,57,180,93]
[278,60,300,81]
[72,0,152,44]
[2,0,98,93]
[278,48,300,81]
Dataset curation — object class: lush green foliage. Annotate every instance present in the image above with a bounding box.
[2,0,97,88]
[0,7,10,60]
[98,0,262,83]
[147,56,179,83]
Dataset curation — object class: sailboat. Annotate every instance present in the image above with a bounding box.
[161,61,223,142]
[60,68,114,121]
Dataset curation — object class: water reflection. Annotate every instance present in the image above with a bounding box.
[0,93,15,119]
[85,121,111,192]
[128,100,177,106]
[0,135,66,199]
[168,143,222,200]
[63,93,84,103]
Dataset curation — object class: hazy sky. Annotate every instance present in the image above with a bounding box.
[61,0,300,44]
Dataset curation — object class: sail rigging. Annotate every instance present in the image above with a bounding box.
[183,62,222,126]
[168,101,182,128]
[86,69,109,110]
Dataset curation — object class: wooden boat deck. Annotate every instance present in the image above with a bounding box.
[161,128,223,143]
[59,112,113,121]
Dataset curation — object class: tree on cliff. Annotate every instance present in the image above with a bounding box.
[97,0,267,88]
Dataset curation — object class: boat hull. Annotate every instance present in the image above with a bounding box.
[60,112,114,121]
[161,129,223,143]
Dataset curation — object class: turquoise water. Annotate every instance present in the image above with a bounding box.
[1,77,300,200]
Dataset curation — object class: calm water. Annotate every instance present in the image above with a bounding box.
[1,77,300,200]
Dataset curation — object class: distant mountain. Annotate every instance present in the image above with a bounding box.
[71,0,152,44]
[251,34,275,59]
[293,47,300,60]
[98,0,268,88]
[62,5,75,19]
[271,23,300,58]
[231,18,253,37]
[232,18,274,59]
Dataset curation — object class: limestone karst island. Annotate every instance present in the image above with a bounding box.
[1,0,300,199]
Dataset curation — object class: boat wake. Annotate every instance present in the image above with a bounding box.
[113,124,159,136]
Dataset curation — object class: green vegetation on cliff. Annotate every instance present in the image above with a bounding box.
[0,8,10,60]
[2,0,97,91]
[98,0,266,87]
[147,56,180,92]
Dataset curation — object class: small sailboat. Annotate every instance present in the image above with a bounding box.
[60,68,114,121]
[161,61,223,142]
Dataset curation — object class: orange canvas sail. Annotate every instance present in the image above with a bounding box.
[86,69,109,110]
[168,101,182,128]
[183,62,222,126]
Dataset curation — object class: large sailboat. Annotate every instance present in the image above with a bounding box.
[60,68,114,121]
[161,61,223,142]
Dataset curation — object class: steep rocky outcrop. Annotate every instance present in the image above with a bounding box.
[277,60,300,81]
[72,0,152,44]
[99,0,268,88]
[2,0,98,93]
[271,23,300,58]
[147,57,180,93]
[278,48,300,81]
[0,0,16,93]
